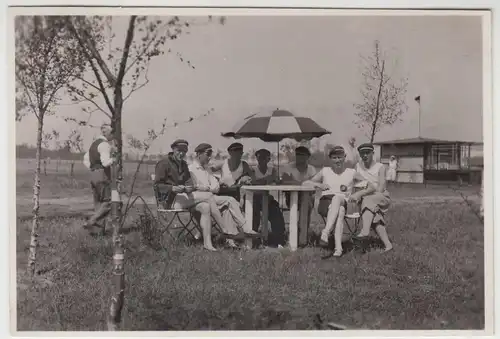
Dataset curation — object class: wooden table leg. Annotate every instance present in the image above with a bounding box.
[298,191,310,247]
[289,191,299,251]
[244,191,254,249]
[261,192,269,245]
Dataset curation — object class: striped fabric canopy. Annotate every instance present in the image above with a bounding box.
[222,109,331,142]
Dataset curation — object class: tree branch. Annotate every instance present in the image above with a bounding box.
[116,16,137,88]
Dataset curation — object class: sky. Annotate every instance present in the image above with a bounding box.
[15,14,484,155]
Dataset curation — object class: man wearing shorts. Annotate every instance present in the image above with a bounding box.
[351,143,393,253]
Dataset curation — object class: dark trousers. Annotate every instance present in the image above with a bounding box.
[88,168,111,226]
[253,195,286,246]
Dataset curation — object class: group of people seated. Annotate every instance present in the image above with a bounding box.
[153,139,393,256]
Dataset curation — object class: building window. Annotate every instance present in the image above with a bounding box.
[426,144,462,170]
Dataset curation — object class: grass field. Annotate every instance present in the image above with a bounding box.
[15,160,485,331]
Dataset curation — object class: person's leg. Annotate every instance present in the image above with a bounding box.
[357,193,390,237]
[214,195,258,236]
[252,196,263,232]
[320,195,343,243]
[268,198,286,246]
[374,225,393,251]
[205,195,239,236]
[333,205,346,256]
[193,202,216,251]
[87,179,111,227]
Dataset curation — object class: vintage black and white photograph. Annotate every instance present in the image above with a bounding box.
[11,6,492,334]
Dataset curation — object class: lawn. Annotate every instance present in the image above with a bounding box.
[15,163,485,331]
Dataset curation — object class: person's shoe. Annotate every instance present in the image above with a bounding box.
[320,232,329,247]
[353,232,370,239]
[380,246,393,253]
[333,249,343,257]
[226,239,239,249]
[204,245,218,252]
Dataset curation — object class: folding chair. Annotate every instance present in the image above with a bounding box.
[153,186,202,242]
[320,200,361,240]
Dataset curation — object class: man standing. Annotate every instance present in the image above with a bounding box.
[350,143,393,253]
[83,124,115,233]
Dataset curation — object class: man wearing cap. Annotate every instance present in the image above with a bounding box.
[280,146,317,233]
[211,142,254,202]
[189,143,259,248]
[83,123,116,233]
[154,140,239,251]
[351,143,393,253]
[303,145,358,257]
[252,148,286,247]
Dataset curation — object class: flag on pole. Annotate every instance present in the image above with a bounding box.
[414,95,421,102]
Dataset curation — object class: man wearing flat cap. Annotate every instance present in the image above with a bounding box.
[210,142,254,202]
[351,142,393,253]
[252,148,286,247]
[189,143,259,249]
[303,145,359,257]
[280,146,317,233]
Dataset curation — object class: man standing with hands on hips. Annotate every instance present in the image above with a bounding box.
[83,124,116,233]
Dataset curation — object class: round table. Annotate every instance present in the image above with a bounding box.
[241,185,317,251]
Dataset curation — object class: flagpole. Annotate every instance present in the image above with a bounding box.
[418,100,421,138]
[415,95,421,138]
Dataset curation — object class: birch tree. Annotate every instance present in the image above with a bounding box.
[353,40,408,143]
[15,16,86,276]
[63,15,224,330]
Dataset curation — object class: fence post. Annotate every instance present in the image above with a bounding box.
[43,159,47,176]
[70,162,75,177]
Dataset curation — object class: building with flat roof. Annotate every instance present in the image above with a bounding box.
[374,137,483,185]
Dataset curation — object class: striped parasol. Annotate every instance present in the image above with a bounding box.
[221,109,331,142]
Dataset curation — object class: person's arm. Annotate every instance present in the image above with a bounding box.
[208,171,221,193]
[209,162,223,173]
[351,171,378,199]
[97,141,115,168]
[154,161,177,193]
[377,165,387,193]
[302,169,324,187]
[83,152,91,169]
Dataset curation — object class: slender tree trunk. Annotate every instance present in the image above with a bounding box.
[28,114,44,276]
[370,61,385,143]
[107,96,124,331]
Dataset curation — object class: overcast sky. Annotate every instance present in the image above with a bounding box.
[15,14,484,154]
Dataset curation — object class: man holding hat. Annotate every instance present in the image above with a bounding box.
[351,143,393,253]
[189,143,259,248]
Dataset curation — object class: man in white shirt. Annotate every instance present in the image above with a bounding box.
[83,124,116,233]
[281,146,317,235]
